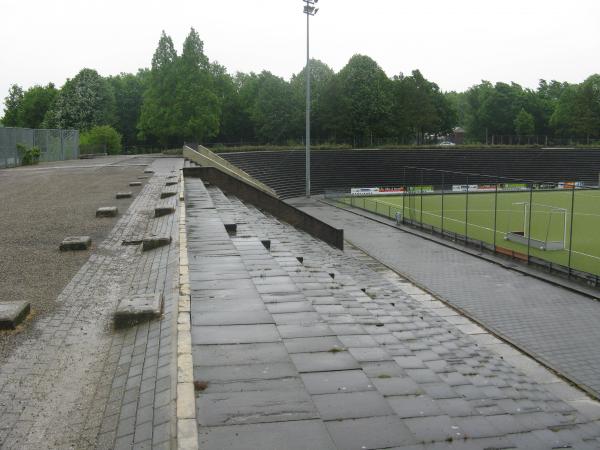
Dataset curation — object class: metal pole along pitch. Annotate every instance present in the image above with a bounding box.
[305,9,311,198]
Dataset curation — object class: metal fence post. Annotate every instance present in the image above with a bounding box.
[402,187,406,225]
[465,176,469,241]
[567,185,576,277]
[527,183,534,261]
[493,180,499,249]
[420,168,424,226]
[441,172,445,236]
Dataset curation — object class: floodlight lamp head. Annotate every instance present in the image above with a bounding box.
[304,5,317,15]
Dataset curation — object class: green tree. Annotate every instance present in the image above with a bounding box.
[234,72,262,142]
[574,74,600,140]
[479,82,525,137]
[80,125,122,154]
[390,70,456,143]
[250,71,295,143]
[514,108,535,138]
[138,31,179,145]
[290,59,335,141]
[44,69,116,130]
[109,71,147,148]
[211,65,251,144]
[332,54,393,144]
[550,86,579,137]
[173,28,221,142]
[19,83,58,128]
[2,84,24,126]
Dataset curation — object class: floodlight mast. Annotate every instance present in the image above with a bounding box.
[303,0,318,198]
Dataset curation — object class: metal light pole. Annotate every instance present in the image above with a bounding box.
[303,0,318,198]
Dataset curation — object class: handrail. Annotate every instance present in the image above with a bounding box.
[183,144,278,197]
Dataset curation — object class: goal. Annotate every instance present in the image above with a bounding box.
[505,201,567,251]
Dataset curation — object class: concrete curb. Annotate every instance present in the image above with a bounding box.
[176,173,199,450]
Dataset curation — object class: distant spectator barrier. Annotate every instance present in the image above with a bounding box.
[0,127,79,168]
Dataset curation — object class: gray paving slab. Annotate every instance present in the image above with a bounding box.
[191,324,281,344]
[294,199,600,399]
[300,370,374,395]
[193,342,290,366]
[325,415,417,449]
[290,351,361,373]
[197,420,336,450]
[191,310,273,326]
[197,389,318,426]
[283,336,344,353]
[194,362,299,384]
[312,390,393,420]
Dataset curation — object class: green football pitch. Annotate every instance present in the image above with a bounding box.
[339,189,600,277]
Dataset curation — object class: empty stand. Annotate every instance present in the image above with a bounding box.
[220,148,600,198]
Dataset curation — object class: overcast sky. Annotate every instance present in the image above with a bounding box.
[1,0,599,113]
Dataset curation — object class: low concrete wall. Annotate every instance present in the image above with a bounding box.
[183,166,344,250]
[183,145,276,197]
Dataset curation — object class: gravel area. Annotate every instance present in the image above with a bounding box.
[0,156,155,356]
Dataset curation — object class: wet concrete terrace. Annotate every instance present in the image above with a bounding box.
[186,178,600,450]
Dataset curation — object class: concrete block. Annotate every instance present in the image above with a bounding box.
[122,237,143,246]
[60,236,92,251]
[261,239,271,251]
[165,181,178,186]
[0,301,30,330]
[116,192,133,199]
[144,169,155,174]
[114,293,163,327]
[160,190,177,199]
[154,205,176,218]
[224,223,237,234]
[142,235,172,251]
[129,181,142,187]
[96,206,118,218]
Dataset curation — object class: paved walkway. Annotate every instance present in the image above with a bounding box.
[185,179,600,449]
[290,198,600,400]
[0,157,182,449]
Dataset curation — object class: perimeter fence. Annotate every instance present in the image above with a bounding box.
[325,167,600,286]
[0,127,79,168]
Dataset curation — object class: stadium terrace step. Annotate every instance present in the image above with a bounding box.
[185,175,600,449]
[96,206,118,217]
[0,301,31,330]
[114,292,164,327]
[220,148,600,198]
[59,236,92,251]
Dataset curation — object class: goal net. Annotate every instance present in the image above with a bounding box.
[505,201,567,251]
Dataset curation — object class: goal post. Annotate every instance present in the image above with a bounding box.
[505,201,567,251]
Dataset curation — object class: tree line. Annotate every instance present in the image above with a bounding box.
[2,28,599,148]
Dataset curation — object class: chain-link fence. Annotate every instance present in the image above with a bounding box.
[326,167,600,285]
[0,127,79,168]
